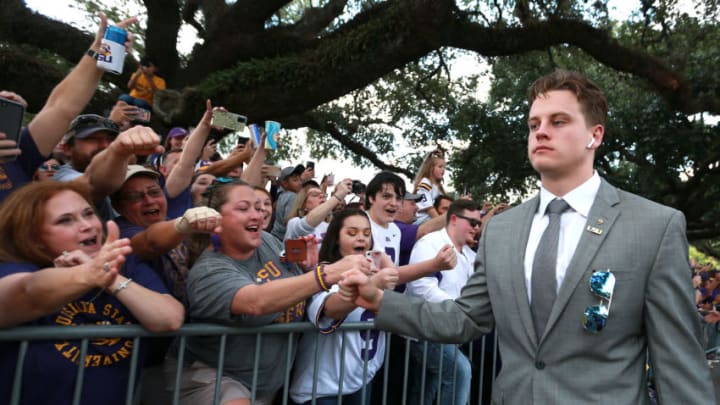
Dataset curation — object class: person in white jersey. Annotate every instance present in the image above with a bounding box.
[290,208,398,405]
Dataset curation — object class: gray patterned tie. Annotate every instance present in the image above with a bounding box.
[531,198,571,338]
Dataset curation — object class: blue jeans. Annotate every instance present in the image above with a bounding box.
[118,94,152,110]
[409,341,471,405]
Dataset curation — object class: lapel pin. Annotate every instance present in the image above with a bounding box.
[586,225,603,235]
[597,218,604,225]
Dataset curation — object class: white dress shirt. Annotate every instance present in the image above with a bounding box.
[524,172,601,302]
[407,228,476,302]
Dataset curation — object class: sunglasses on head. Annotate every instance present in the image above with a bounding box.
[582,270,615,333]
[203,177,243,207]
[39,163,60,171]
[72,115,120,133]
[455,213,481,228]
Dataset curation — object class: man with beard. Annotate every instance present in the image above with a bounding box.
[55,114,162,220]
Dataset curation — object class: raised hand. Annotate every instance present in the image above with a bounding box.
[110,125,163,157]
[93,12,138,53]
[0,90,28,108]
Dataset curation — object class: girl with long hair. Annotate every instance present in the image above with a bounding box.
[412,149,446,224]
[290,208,398,405]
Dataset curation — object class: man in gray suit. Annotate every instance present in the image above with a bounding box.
[340,70,715,404]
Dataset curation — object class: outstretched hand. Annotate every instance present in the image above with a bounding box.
[174,206,222,234]
[435,244,457,270]
[338,269,384,312]
[371,267,399,290]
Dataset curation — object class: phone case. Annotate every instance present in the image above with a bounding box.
[285,239,306,262]
[212,111,247,132]
[0,97,26,161]
[264,120,281,150]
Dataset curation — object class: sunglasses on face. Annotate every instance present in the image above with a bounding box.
[39,163,60,171]
[122,187,164,203]
[455,214,481,228]
[582,270,615,333]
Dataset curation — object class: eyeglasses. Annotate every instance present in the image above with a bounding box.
[455,214,481,228]
[39,163,61,171]
[122,187,164,203]
[582,270,615,333]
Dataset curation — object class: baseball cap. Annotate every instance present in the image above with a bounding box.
[124,164,160,182]
[167,127,188,138]
[64,114,120,142]
[404,192,423,202]
[279,165,305,181]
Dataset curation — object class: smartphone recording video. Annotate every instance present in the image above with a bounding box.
[0,97,26,161]
[212,111,248,132]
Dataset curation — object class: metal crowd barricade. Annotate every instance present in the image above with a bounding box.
[0,322,499,405]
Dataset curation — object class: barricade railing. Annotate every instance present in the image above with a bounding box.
[0,322,499,405]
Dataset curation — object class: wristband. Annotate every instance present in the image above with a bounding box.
[333,194,344,203]
[315,265,330,291]
[112,278,133,296]
[86,48,99,60]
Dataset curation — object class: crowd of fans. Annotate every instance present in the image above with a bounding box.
[0,11,713,405]
[693,261,720,351]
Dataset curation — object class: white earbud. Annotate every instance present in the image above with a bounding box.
[586,137,594,149]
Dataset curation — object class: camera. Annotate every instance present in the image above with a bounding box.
[351,180,366,195]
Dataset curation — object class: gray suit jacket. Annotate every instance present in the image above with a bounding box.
[376,179,715,404]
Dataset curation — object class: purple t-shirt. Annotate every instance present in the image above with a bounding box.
[0,127,46,203]
[394,220,420,266]
[393,220,420,293]
[0,258,168,405]
[159,176,192,219]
